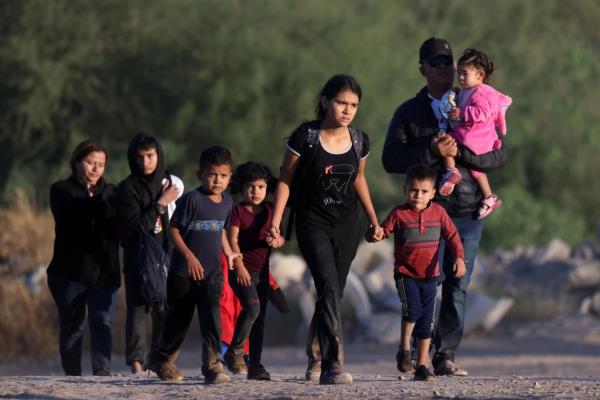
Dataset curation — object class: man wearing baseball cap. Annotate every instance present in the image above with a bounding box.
[381,37,508,376]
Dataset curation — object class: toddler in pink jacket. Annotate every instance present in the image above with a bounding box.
[439,48,512,219]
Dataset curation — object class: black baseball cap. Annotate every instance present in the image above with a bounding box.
[419,37,453,64]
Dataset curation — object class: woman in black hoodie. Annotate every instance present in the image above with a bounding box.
[117,133,181,373]
[47,140,120,376]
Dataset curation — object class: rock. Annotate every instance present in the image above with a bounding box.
[361,260,400,311]
[533,239,571,265]
[344,270,373,326]
[464,292,514,333]
[365,312,402,344]
[351,240,394,275]
[567,261,600,290]
[533,381,541,389]
[270,252,306,288]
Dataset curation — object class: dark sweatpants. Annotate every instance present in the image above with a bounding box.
[228,267,270,366]
[156,274,223,372]
[296,216,361,371]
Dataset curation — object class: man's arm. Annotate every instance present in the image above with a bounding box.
[456,135,508,173]
[382,109,437,174]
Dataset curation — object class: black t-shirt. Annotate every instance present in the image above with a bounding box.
[169,187,232,278]
[287,124,370,224]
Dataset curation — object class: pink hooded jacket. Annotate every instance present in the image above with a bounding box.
[452,83,512,155]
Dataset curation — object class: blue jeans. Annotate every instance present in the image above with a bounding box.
[47,274,119,375]
[432,215,483,366]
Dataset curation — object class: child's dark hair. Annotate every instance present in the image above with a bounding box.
[231,161,277,194]
[458,48,495,83]
[404,165,437,187]
[315,74,362,119]
[135,135,159,152]
[198,146,232,171]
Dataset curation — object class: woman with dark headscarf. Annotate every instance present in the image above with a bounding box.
[47,140,120,376]
[117,133,182,373]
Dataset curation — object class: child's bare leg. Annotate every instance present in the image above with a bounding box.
[401,320,416,352]
[416,338,431,367]
[474,173,492,198]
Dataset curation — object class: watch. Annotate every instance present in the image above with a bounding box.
[156,202,167,215]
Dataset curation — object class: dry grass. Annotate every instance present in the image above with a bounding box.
[0,189,129,362]
[0,189,54,276]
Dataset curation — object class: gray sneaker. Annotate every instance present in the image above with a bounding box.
[396,350,415,373]
[305,361,321,382]
[155,362,184,382]
[434,359,468,376]
[319,369,353,385]
[414,365,435,381]
[204,370,231,384]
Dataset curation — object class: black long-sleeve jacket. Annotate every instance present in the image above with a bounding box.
[47,177,120,288]
[382,86,508,217]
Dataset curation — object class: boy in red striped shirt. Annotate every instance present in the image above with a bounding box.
[379,165,465,381]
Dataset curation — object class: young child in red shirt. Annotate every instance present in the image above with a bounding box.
[224,161,284,380]
[378,165,465,381]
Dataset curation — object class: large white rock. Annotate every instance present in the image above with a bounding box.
[269,252,307,289]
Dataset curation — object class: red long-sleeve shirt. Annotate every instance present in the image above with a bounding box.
[381,202,464,279]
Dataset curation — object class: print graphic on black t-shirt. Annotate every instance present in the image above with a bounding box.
[318,163,355,207]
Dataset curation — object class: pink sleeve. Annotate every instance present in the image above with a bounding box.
[440,209,464,260]
[460,89,494,123]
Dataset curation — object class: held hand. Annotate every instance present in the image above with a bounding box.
[267,235,286,248]
[372,225,385,241]
[158,181,180,205]
[453,258,466,278]
[432,134,458,158]
[273,236,286,248]
[227,252,243,271]
[449,107,461,120]
[186,254,205,281]
[267,225,280,241]
[235,264,252,287]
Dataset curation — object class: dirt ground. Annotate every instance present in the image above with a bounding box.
[1,317,599,399]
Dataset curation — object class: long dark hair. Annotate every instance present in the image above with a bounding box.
[458,48,495,83]
[69,140,108,177]
[315,74,362,119]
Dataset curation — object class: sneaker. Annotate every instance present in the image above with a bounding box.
[130,360,144,374]
[223,348,248,374]
[155,362,184,382]
[438,168,462,197]
[247,364,271,381]
[305,360,321,382]
[396,350,415,373]
[434,359,468,376]
[414,365,435,381]
[478,194,502,219]
[204,369,231,384]
[319,369,353,385]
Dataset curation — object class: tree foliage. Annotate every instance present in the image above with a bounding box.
[1,0,598,251]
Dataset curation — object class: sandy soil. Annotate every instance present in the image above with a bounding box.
[1,317,599,399]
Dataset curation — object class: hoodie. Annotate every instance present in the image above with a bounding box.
[117,133,170,273]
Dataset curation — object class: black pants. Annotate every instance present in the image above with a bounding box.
[47,274,119,376]
[296,217,361,371]
[228,267,270,366]
[157,274,223,372]
[124,269,162,367]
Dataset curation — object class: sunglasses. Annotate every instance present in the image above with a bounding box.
[427,57,453,68]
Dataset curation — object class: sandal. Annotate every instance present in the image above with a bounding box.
[478,195,503,219]
[438,168,462,196]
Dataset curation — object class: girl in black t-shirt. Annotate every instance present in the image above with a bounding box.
[269,74,383,385]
